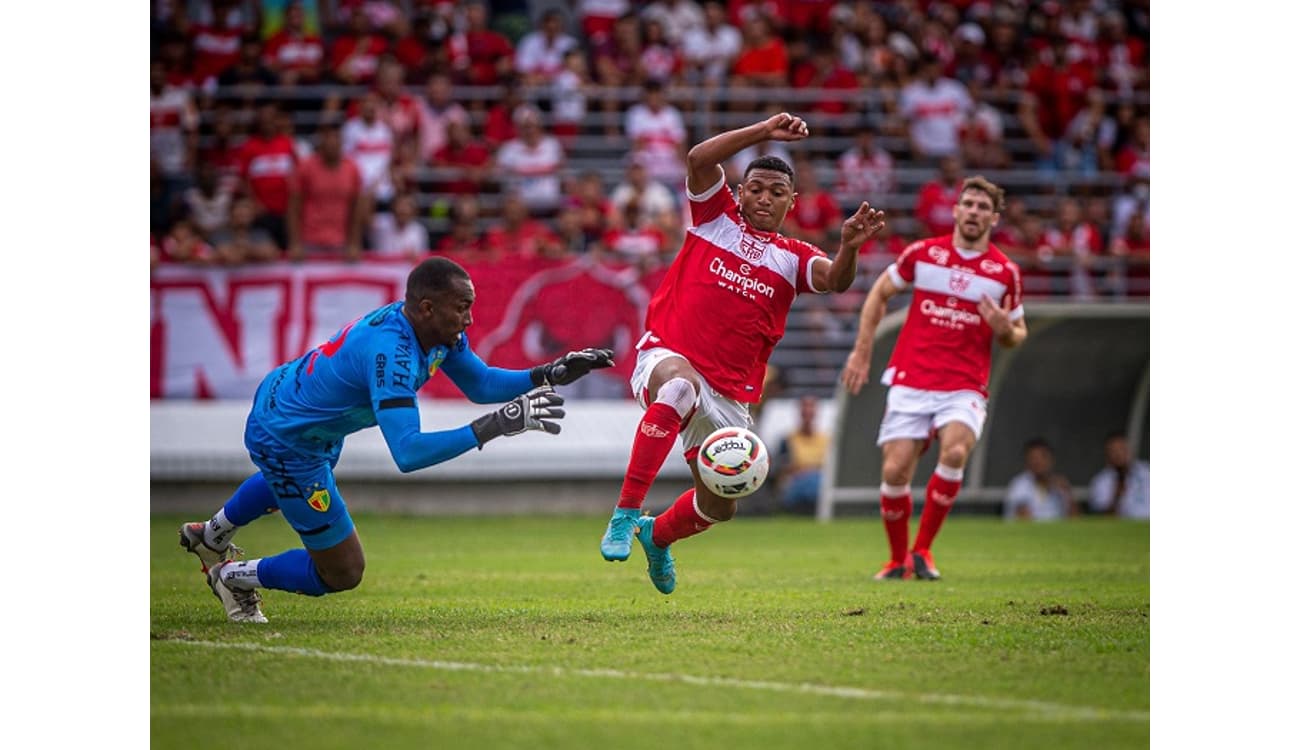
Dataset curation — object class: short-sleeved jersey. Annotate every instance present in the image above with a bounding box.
[640,175,828,403]
[883,236,1024,396]
[252,301,455,454]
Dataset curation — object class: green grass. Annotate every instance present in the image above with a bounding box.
[151,513,1149,749]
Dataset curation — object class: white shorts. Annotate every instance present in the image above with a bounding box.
[876,385,988,447]
[631,346,753,455]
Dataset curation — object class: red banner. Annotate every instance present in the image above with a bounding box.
[150,256,667,400]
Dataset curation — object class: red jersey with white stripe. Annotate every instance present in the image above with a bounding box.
[883,236,1024,396]
[640,176,828,403]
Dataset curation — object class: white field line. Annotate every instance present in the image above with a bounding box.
[170,640,1148,723]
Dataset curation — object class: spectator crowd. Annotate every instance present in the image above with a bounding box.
[152,0,1149,298]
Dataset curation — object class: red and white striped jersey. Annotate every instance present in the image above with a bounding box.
[640,176,828,403]
[883,235,1024,395]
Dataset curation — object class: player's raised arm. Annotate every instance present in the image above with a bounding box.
[813,201,887,293]
[840,270,903,395]
[685,112,810,195]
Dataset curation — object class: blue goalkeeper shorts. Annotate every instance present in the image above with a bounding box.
[244,416,356,551]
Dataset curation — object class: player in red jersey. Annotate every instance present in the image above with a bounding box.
[599,113,886,594]
[840,176,1027,581]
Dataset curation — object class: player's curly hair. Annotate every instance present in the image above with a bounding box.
[961,176,1006,213]
[406,256,470,302]
[744,155,795,183]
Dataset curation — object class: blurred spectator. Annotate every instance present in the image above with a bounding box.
[913,155,962,237]
[1043,197,1103,299]
[946,22,994,89]
[639,17,684,84]
[681,1,742,88]
[238,102,297,249]
[1003,438,1076,521]
[159,217,215,266]
[1111,171,1149,251]
[837,128,895,202]
[329,10,389,85]
[198,105,244,194]
[218,33,277,92]
[1114,116,1149,179]
[495,105,566,216]
[430,119,493,196]
[445,1,514,86]
[731,15,788,86]
[1087,432,1150,519]
[898,54,972,160]
[1097,9,1146,96]
[786,155,840,248]
[483,193,563,260]
[578,0,632,44]
[188,0,247,83]
[774,396,829,515]
[390,13,433,83]
[342,91,396,208]
[210,198,280,265]
[625,81,688,188]
[288,123,363,261]
[1105,210,1150,298]
[436,196,487,255]
[263,0,325,85]
[602,200,669,271]
[593,13,646,131]
[790,41,859,121]
[416,72,470,163]
[150,61,199,194]
[555,205,603,256]
[565,171,614,243]
[370,193,429,260]
[182,162,234,240]
[1004,212,1056,297]
[369,59,421,145]
[514,9,578,86]
[959,79,1009,170]
[484,75,525,147]
[609,161,679,239]
[551,48,592,143]
[1061,88,1118,175]
[643,0,705,44]
[1021,36,1096,171]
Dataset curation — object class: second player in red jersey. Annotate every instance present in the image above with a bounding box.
[841,176,1028,582]
[600,112,887,595]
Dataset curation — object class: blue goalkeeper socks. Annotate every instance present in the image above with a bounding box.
[253,549,334,597]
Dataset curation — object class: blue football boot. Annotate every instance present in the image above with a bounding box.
[600,507,641,561]
[636,516,676,594]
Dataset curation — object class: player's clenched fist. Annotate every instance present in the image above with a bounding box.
[763,112,810,141]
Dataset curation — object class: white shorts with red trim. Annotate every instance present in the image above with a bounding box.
[876,385,988,447]
[631,346,753,459]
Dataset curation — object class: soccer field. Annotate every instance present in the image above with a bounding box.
[151,513,1149,749]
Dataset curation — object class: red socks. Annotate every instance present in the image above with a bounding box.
[651,488,715,548]
[914,471,962,552]
[617,403,683,510]
[880,491,913,564]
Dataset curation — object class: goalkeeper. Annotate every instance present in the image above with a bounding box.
[179,256,614,623]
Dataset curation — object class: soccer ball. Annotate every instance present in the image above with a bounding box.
[697,427,770,499]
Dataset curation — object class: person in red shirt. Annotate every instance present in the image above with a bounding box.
[786,154,841,248]
[430,120,492,196]
[914,155,963,237]
[287,123,364,261]
[445,1,514,86]
[841,176,1028,582]
[435,196,487,257]
[263,0,325,85]
[1020,36,1095,171]
[189,0,246,83]
[1043,196,1104,299]
[789,42,859,122]
[329,10,390,85]
[1106,210,1149,298]
[482,193,563,261]
[238,102,298,249]
[597,112,886,594]
[731,15,789,86]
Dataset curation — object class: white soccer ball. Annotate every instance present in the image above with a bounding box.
[697,427,770,499]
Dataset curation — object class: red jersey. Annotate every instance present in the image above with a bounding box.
[239,135,297,215]
[640,176,828,402]
[883,236,1024,396]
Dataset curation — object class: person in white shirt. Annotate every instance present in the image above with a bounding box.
[495,105,566,215]
[624,81,688,187]
[514,9,578,85]
[898,55,973,160]
[1088,432,1150,519]
[342,91,396,205]
[370,193,429,259]
[681,1,742,87]
[1004,438,1076,521]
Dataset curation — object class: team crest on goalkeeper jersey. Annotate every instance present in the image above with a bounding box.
[308,489,331,512]
[429,349,447,376]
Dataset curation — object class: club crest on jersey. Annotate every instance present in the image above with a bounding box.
[980,259,1004,274]
[737,233,767,262]
[928,246,951,264]
[308,489,331,513]
[429,348,447,376]
[949,270,973,294]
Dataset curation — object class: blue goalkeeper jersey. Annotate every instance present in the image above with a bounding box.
[250,301,534,471]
